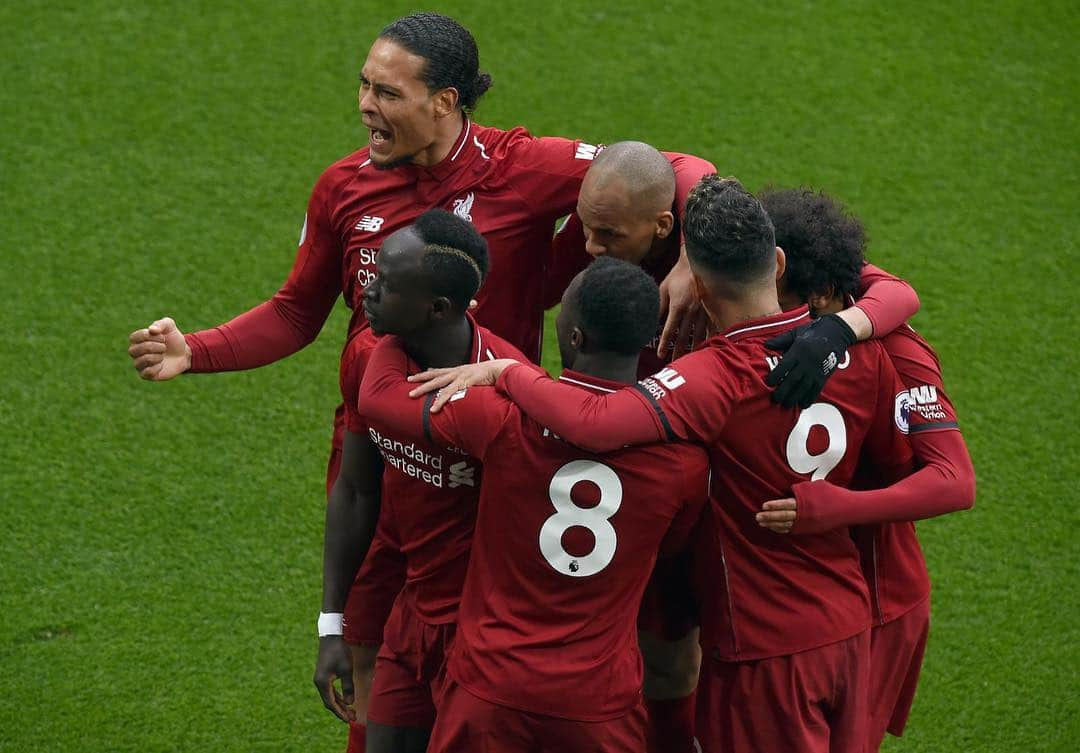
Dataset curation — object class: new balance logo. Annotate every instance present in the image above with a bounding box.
[447,461,476,488]
[452,192,475,222]
[575,143,602,160]
[822,351,838,373]
[654,367,686,390]
[766,355,780,370]
[355,215,384,232]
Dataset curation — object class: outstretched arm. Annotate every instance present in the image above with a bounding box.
[407,360,665,453]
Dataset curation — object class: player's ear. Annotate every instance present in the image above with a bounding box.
[433,87,459,118]
[569,325,585,352]
[430,296,454,321]
[774,246,786,280]
[654,210,675,240]
[808,284,836,315]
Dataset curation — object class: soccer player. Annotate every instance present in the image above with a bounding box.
[360,256,709,752]
[755,186,976,750]
[551,143,924,750]
[123,12,713,750]
[408,176,949,752]
[552,145,923,384]
[349,210,536,752]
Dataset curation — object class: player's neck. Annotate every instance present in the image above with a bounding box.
[404,316,473,370]
[706,289,783,333]
[567,353,640,385]
[412,113,467,168]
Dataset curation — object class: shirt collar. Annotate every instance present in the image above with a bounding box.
[721,305,811,342]
[419,115,479,183]
[557,369,632,394]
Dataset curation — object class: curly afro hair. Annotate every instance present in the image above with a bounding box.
[759,186,866,302]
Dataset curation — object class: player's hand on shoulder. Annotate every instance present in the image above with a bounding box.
[756,498,798,534]
[407,358,520,413]
[127,317,191,381]
[764,313,857,409]
[313,635,355,723]
[658,248,710,359]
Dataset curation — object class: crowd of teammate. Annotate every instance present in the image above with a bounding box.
[127,11,976,753]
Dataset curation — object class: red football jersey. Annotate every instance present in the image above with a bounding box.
[185,119,714,369]
[354,317,530,624]
[423,370,709,721]
[791,323,973,624]
[494,306,920,660]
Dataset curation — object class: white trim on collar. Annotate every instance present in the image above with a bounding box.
[725,310,810,339]
[450,118,472,162]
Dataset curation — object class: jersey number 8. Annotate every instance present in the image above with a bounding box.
[539,460,622,578]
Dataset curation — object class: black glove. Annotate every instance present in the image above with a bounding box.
[764,314,857,409]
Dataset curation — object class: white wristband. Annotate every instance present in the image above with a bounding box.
[317,612,344,637]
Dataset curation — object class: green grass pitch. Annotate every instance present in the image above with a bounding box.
[1,1,1076,750]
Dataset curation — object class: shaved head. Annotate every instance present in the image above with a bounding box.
[575,141,677,264]
[588,141,676,215]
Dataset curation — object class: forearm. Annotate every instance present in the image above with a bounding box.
[187,298,325,372]
[852,263,920,338]
[792,432,975,533]
[496,364,663,452]
[321,480,380,612]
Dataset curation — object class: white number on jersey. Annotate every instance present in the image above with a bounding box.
[539,460,621,577]
[785,402,847,481]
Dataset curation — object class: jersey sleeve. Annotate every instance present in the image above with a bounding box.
[657,447,710,557]
[853,263,920,338]
[356,338,425,437]
[186,171,344,372]
[665,152,716,215]
[495,364,667,453]
[426,388,516,459]
[339,335,371,434]
[791,342,976,533]
[635,347,747,445]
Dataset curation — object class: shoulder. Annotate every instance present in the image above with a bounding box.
[340,328,381,398]
[879,325,946,387]
[311,147,373,200]
[477,325,533,363]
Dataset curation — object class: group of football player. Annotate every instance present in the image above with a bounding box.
[127,12,976,753]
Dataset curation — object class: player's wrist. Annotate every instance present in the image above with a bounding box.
[317,611,344,637]
[821,312,858,347]
[834,307,871,342]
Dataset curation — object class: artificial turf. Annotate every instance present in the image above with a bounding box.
[1,1,1076,750]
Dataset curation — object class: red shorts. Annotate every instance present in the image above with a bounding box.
[366,598,455,729]
[868,598,930,747]
[695,630,870,753]
[429,677,647,753]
